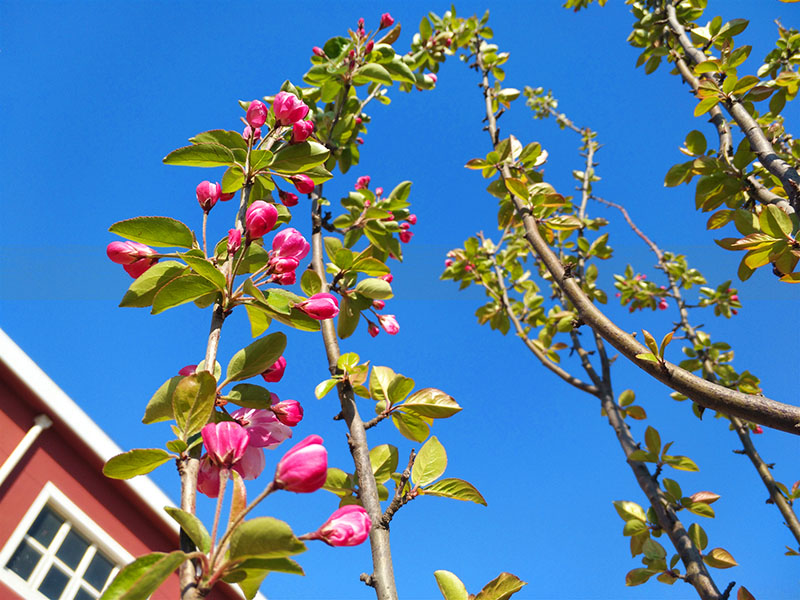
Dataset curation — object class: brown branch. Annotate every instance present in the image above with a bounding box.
[665,3,800,212]
[381,450,416,526]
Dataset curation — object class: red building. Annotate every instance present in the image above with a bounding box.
[0,330,257,600]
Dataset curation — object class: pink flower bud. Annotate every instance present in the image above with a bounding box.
[368,321,380,337]
[381,274,393,283]
[227,229,242,255]
[196,181,221,211]
[444,259,453,267]
[233,445,266,480]
[242,126,261,141]
[279,189,299,207]
[273,91,310,126]
[357,137,365,145]
[379,13,394,30]
[272,400,304,426]
[407,214,417,225]
[377,314,399,335]
[730,294,739,302]
[314,505,371,547]
[201,422,250,467]
[178,365,197,376]
[296,293,340,320]
[231,407,292,449]
[106,241,156,265]
[357,17,365,29]
[464,264,474,272]
[658,300,668,310]
[312,46,325,57]
[123,258,158,279]
[271,271,297,285]
[292,120,315,143]
[197,457,221,498]
[245,201,278,239]
[355,175,371,190]
[428,73,438,84]
[399,231,413,243]
[732,309,738,315]
[382,214,395,221]
[400,222,411,231]
[355,117,363,125]
[261,356,287,383]
[375,187,384,197]
[372,299,385,310]
[291,174,315,195]
[272,228,310,261]
[274,435,328,493]
[246,100,268,128]
[753,425,763,434]
[220,192,236,201]
[365,41,374,54]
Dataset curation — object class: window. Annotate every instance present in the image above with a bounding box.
[0,483,133,600]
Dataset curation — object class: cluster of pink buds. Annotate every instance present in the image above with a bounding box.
[355,175,371,190]
[106,241,159,279]
[399,213,417,244]
[268,228,310,285]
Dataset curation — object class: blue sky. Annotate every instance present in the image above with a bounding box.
[2,1,800,599]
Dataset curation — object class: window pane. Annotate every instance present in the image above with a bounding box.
[56,529,89,569]
[74,587,97,600]
[83,551,114,591]
[6,539,42,580]
[38,565,70,599]
[29,506,64,547]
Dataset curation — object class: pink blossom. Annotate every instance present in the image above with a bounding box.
[407,214,417,225]
[107,241,157,265]
[246,100,268,128]
[314,505,371,547]
[245,201,278,239]
[379,13,394,30]
[444,259,453,267]
[273,91,310,126]
[365,41,374,54]
[271,271,296,285]
[658,300,668,310]
[355,175,371,190]
[272,228,310,262]
[375,187,384,197]
[196,181,221,211]
[377,314,399,335]
[357,137,365,145]
[368,322,380,337]
[753,425,763,434]
[399,231,413,244]
[242,126,261,141]
[355,117,363,125]
[730,294,739,302]
[372,300,385,310]
[197,456,222,498]
[178,365,197,376]
[227,229,242,255]
[261,356,287,383]
[312,46,325,57]
[231,407,292,449]
[381,274,393,283]
[274,435,328,493]
[279,190,299,207]
[291,174,315,195]
[428,73,438,84]
[292,120,315,143]
[400,222,411,231]
[272,400,304,426]
[296,293,340,320]
[201,422,250,467]
[233,445,266,480]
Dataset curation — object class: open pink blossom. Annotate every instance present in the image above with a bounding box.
[272,400,304,427]
[231,407,292,449]
[245,201,278,239]
[296,293,339,320]
[233,445,266,480]
[274,435,327,493]
[197,456,222,498]
[314,505,372,546]
[261,356,287,383]
[377,314,399,335]
[273,91,309,126]
[201,422,250,468]
[246,99,268,128]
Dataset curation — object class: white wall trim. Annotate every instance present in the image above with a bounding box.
[0,413,52,489]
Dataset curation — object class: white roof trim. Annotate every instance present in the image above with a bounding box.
[0,329,265,600]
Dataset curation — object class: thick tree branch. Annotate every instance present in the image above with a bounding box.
[665,3,800,211]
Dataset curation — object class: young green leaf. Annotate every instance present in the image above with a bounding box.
[100,551,187,600]
[433,570,468,600]
[412,436,447,486]
[103,449,174,480]
[226,332,287,383]
[172,372,216,439]
[163,507,211,553]
[110,216,194,249]
[228,517,306,560]
[421,478,487,506]
[474,572,527,600]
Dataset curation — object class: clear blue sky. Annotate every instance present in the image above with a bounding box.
[2,1,799,599]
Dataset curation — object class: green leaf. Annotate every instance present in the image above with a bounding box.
[250,149,274,171]
[504,178,528,200]
[434,570,468,600]
[644,426,661,455]
[189,129,248,150]
[391,411,430,442]
[351,257,390,276]
[269,141,329,174]
[412,435,447,486]
[703,547,738,569]
[142,376,181,424]
[685,130,707,155]
[172,372,216,439]
[618,389,635,407]
[163,143,236,168]
[336,296,361,340]
[99,551,187,600]
[760,205,793,238]
[694,96,720,117]
[110,217,194,249]
[641,329,658,356]
[225,384,273,409]
[636,352,659,363]
[625,568,654,586]
[370,444,399,484]
[664,455,700,472]
[613,500,646,522]
[732,75,760,96]
[369,365,396,402]
[398,388,461,418]
[384,58,416,84]
[422,478,487,506]
[182,255,227,290]
[300,270,322,296]
[315,378,339,399]
[163,507,211,553]
[687,502,715,518]
[226,332,287,383]
[354,277,393,299]
[103,449,173,480]
[120,261,186,308]
[474,572,527,600]
[231,557,304,575]
[245,305,271,337]
[151,274,218,314]
[387,376,415,405]
[228,517,306,560]
[354,63,393,86]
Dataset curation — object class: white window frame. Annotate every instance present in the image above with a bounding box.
[0,482,133,600]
